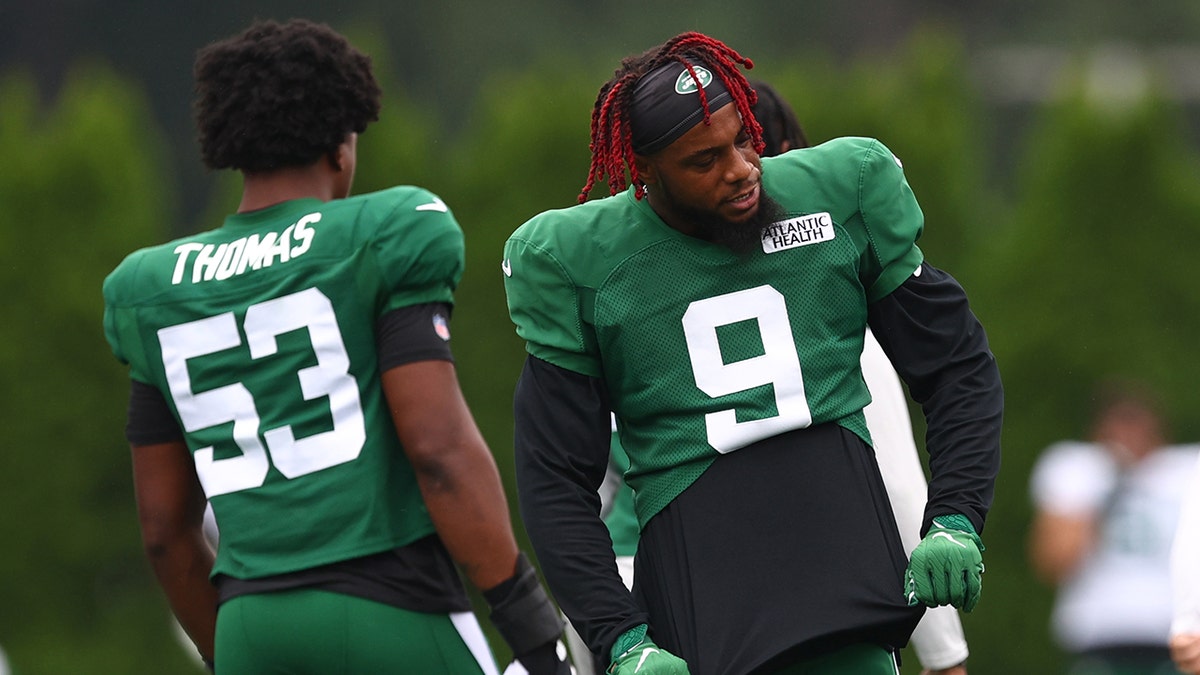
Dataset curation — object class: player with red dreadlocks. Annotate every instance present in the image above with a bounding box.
[579,32,764,202]
[502,31,1002,675]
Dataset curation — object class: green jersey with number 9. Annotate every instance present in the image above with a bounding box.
[503,137,923,526]
[103,187,462,580]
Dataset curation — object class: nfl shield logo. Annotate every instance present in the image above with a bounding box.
[432,313,451,341]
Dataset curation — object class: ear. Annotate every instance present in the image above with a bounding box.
[327,148,344,172]
[327,133,358,172]
[633,154,658,186]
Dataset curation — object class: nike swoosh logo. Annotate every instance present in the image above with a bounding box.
[931,531,968,548]
[501,259,512,277]
[635,647,659,672]
[415,196,448,212]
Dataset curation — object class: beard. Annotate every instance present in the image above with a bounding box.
[662,184,785,256]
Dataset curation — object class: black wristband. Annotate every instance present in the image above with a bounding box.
[484,553,564,657]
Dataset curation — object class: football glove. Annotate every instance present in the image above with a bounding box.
[904,513,985,612]
[608,624,689,674]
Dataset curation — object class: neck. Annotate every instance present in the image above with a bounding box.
[644,188,700,238]
[237,162,340,213]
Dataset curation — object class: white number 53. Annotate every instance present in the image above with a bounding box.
[157,287,366,496]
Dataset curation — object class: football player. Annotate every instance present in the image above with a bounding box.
[103,18,567,675]
[562,79,972,675]
[503,32,1002,675]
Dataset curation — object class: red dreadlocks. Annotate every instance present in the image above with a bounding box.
[578,32,764,203]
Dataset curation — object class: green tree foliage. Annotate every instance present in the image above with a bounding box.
[0,65,206,674]
[440,60,597,480]
[762,29,1000,279]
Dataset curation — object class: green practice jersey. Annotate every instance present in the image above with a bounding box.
[104,187,463,580]
[504,137,923,526]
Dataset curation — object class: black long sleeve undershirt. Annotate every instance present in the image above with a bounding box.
[512,357,648,662]
[867,262,1003,536]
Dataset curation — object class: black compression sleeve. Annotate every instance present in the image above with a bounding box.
[376,302,454,372]
[867,263,1003,536]
[513,356,648,661]
[126,379,184,445]
[482,552,568,673]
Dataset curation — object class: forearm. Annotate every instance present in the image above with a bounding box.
[412,431,520,591]
[130,438,216,661]
[868,263,1002,534]
[515,357,648,657]
[382,360,521,591]
[144,532,218,661]
[917,342,1003,533]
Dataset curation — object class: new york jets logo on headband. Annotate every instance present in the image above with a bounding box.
[630,60,732,154]
[674,66,713,94]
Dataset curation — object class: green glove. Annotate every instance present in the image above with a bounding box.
[608,625,689,674]
[904,513,985,612]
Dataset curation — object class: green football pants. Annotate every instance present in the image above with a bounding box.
[770,642,899,675]
[215,588,499,674]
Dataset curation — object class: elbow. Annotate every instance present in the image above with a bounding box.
[406,433,490,495]
[138,511,187,563]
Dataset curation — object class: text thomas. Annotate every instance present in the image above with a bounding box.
[170,213,320,285]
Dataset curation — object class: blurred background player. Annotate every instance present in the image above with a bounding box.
[562,79,970,675]
[1029,380,1196,675]
[102,18,567,675]
[504,32,1002,675]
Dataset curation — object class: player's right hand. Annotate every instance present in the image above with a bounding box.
[608,625,688,674]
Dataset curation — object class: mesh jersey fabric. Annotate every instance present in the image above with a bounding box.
[503,136,924,525]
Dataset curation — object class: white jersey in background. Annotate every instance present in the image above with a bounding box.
[1031,438,1199,651]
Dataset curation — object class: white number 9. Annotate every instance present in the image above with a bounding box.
[682,285,812,453]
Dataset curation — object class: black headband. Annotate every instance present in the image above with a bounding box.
[630,59,733,155]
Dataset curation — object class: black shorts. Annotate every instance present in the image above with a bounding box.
[632,423,922,675]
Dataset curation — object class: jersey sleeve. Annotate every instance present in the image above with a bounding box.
[368,187,465,315]
[102,250,157,382]
[857,139,925,301]
[503,227,602,377]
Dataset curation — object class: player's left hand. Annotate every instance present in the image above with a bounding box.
[904,514,985,612]
[1170,632,1200,675]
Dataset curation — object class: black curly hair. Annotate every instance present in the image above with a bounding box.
[193,18,382,172]
[750,80,809,156]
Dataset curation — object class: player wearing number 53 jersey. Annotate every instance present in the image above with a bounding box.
[503,33,1002,675]
[106,185,465,578]
[103,19,567,675]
